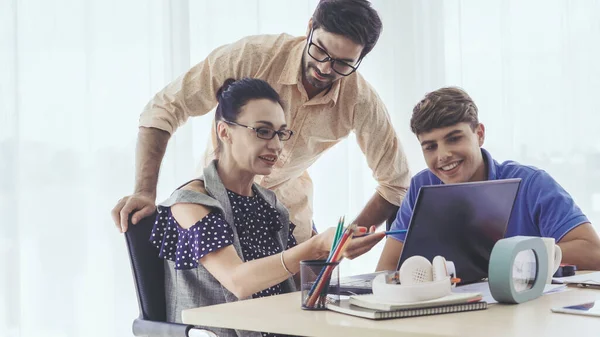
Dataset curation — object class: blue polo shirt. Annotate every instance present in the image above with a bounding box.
[390,148,589,243]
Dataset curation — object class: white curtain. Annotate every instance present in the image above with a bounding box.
[0,1,190,336]
[1,1,598,336]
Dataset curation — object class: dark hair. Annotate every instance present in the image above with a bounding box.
[312,0,383,59]
[410,87,479,135]
[214,78,282,154]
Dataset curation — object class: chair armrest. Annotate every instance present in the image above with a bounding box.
[132,318,217,337]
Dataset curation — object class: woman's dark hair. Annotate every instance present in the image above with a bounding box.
[214,78,282,155]
[312,0,383,59]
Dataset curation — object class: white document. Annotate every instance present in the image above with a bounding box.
[453,282,567,304]
[554,271,600,285]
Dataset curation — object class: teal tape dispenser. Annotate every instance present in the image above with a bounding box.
[488,236,548,304]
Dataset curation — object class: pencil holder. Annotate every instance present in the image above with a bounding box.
[300,259,340,310]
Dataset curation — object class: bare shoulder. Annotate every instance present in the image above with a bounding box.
[172,180,215,229]
[180,180,207,194]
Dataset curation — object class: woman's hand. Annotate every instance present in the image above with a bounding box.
[313,226,385,260]
[313,228,338,259]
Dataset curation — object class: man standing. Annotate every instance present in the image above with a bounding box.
[112,0,410,252]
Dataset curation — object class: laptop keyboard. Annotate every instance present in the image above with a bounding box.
[340,278,373,288]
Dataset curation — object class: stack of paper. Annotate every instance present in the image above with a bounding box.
[326,292,486,320]
[453,281,568,304]
[554,271,600,288]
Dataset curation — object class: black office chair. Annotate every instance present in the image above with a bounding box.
[124,211,217,337]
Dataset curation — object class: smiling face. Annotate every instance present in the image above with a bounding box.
[418,122,487,184]
[217,98,288,176]
[301,26,363,91]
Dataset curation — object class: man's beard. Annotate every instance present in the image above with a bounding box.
[304,63,334,89]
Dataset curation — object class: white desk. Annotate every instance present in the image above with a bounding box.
[182,286,600,337]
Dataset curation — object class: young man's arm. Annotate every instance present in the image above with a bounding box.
[528,170,600,270]
[376,237,404,271]
[557,223,600,270]
[375,181,417,271]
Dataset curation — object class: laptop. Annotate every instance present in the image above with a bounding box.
[339,178,521,295]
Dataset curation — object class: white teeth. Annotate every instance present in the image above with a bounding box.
[259,156,276,162]
[441,161,460,171]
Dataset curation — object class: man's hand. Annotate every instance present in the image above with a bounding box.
[352,193,399,231]
[111,193,156,233]
[311,225,385,260]
[112,127,170,233]
[343,226,385,260]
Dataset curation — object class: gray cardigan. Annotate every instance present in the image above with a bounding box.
[158,160,297,337]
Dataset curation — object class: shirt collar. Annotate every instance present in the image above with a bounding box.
[278,39,305,86]
[277,37,342,106]
[325,80,341,105]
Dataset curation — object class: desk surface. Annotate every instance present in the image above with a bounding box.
[182,286,600,337]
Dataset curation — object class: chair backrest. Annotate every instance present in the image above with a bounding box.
[124,211,167,321]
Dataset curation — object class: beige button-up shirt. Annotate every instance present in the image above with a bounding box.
[140,33,410,244]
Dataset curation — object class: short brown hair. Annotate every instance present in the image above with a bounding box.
[312,0,382,59]
[410,87,479,135]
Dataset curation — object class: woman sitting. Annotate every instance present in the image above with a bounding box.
[150,78,384,337]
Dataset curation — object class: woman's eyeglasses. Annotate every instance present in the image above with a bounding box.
[224,120,294,141]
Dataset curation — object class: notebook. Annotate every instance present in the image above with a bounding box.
[348,292,483,311]
[326,299,488,320]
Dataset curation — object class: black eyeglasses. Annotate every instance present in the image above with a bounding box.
[307,28,362,76]
[224,120,294,141]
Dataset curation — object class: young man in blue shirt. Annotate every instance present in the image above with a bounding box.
[376,87,600,271]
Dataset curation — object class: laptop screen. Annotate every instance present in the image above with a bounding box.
[397,178,521,284]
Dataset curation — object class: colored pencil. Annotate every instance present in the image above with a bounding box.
[327,216,345,260]
[305,223,356,308]
[384,229,407,235]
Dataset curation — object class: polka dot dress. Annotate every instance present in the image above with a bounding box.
[150,187,297,337]
[150,209,232,269]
